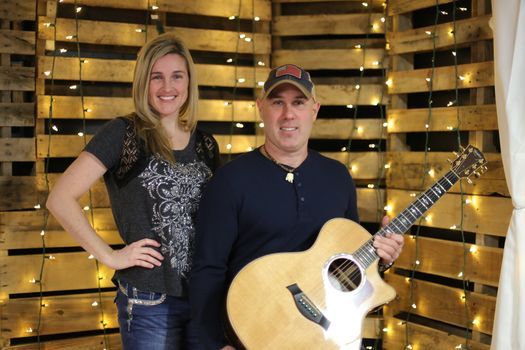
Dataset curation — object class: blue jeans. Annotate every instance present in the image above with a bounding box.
[116,281,202,350]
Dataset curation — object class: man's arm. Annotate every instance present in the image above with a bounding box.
[190,172,239,349]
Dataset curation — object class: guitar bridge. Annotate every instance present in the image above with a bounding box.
[287,283,330,330]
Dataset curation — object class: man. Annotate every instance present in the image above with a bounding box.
[190,64,404,349]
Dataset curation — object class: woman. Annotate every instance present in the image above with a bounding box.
[46,33,219,349]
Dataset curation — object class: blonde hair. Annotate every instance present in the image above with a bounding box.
[131,32,199,164]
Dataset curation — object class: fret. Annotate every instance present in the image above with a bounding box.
[404,207,418,221]
[388,220,404,234]
[411,205,423,216]
[443,175,454,186]
[429,186,440,197]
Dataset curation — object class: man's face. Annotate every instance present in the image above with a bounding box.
[257,83,320,156]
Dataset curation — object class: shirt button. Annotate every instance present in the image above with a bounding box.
[297,182,302,187]
[300,197,305,202]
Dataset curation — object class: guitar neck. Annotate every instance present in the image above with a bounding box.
[355,169,460,269]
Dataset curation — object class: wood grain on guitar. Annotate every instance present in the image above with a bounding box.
[227,145,487,349]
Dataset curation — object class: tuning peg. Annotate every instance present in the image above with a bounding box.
[467,178,473,184]
[482,166,488,173]
[474,172,481,178]
[459,146,465,152]
[447,158,453,164]
[452,151,459,157]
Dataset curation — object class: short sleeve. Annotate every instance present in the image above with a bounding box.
[84,117,127,171]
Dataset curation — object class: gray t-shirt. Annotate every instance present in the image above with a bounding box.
[85,117,213,296]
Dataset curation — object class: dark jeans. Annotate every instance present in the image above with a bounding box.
[116,282,202,350]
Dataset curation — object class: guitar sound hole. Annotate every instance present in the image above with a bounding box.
[327,258,362,292]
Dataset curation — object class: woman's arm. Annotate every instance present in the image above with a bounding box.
[46,151,163,270]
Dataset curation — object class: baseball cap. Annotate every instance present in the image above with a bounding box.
[262,64,316,100]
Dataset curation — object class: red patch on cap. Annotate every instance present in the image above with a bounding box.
[275,65,302,79]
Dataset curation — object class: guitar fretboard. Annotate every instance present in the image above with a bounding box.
[355,170,460,269]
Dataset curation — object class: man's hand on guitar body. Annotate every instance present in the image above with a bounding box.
[374,215,404,266]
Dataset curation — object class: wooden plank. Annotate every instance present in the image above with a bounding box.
[273,48,386,70]
[37,134,266,157]
[388,0,454,16]
[0,29,35,55]
[0,292,117,339]
[358,188,385,223]
[0,176,37,211]
[0,230,122,250]
[38,17,271,54]
[0,253,115,295]
[322,151,385,180]
[316,84,387,106]
[0,208,116,233]
[59,0,272,21]
[384,273,496,335]
[387,189,512,237]
[388,104,497,132]
[388,15,492,55]
[37,124,387,158]
[37,96,262,122]
[38,56,270,87]
[4,334,122,350]
[0,138,35,161]
[382,316,490,350]
[312,119,386,140]
[273,13,385,36]
[388,61,494,94]
[37,88,387,118]
[0,66,35,91]
[386,151,508,196]
[0,0,36,21]
[0,103,34,127]
[392,236,502,287]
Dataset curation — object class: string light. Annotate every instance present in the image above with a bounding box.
[235,123,244,128]
[254,16,260,21]
[226,144,232,150]
[237,78,246,83]
[228,15,236,20]
[226,58,233,63]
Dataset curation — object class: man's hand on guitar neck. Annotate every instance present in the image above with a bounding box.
[220,346,236,350]
[373,216,404,266]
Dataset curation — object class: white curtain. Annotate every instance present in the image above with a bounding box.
[490,1,525,349]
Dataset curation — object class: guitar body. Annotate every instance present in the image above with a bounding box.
[227,218,397,350]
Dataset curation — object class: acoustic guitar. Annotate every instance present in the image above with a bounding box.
[226,145,487,349]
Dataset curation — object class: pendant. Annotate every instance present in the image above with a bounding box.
[285,172,294,183]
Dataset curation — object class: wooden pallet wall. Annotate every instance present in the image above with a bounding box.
[383,0,504,349]
[0,0,508,349]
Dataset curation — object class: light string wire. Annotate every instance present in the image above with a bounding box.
[226,0,243,161]
[404,1,441,346]
[404,2,471,349]
[72,1,109,347]
[451,1,471,346]
[250,0,261,152]
[34,10,59,349]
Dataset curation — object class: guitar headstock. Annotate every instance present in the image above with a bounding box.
[450,145,488,180]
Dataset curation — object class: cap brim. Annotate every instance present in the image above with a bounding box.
[262,80,313,100]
